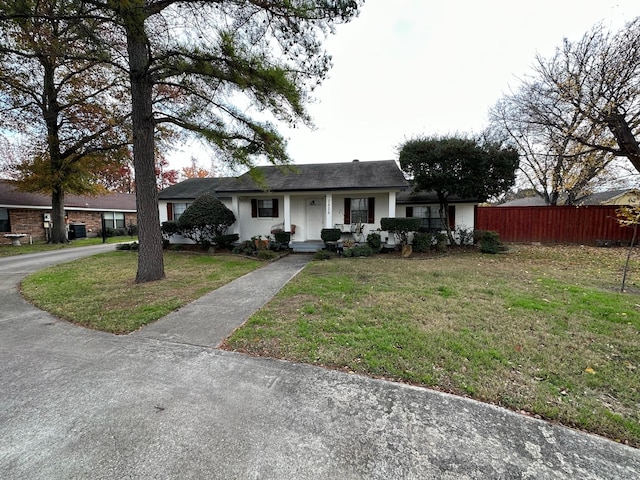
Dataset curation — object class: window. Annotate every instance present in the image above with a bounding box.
[350,198,368,224]
[343,197,375,224]
[0,208,9,232]
[251,198,279,218]
[172,203,190,221]
[103,212,126,229]
[407,205,455,231]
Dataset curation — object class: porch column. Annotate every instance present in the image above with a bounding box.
[284,194,291,231]
[232,196,241,237]
[388,191,396,218]
[325,194,333,228]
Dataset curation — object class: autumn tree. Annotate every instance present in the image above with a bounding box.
[74,0,362,282]
[399,135,519,244]
[181,156,215,180]
[501,17,640,198]
[0,0,131,243]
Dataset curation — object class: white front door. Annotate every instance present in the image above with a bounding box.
[306,198,324,240]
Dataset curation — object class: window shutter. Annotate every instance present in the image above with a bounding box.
[406,206,413,217]
[167,203,173,221]
[251,199,258,218]
[344,198,351,223]
[273,198,279,217]
[368,197,375,223]
[448,205,456,229]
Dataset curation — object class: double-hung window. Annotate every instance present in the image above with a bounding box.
[172,203,190,221]
[407,206,453,231]
[251,198,279,218]
[343,197,375,224]
[103,212,126,229]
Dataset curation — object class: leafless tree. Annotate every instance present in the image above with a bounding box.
[488,17,640,205]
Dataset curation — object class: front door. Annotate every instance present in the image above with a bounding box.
[305,198,324,240]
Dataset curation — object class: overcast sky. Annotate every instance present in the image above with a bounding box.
[172,0,640,171]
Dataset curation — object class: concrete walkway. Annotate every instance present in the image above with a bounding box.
[1,247,639,479]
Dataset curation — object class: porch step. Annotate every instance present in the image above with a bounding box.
[291,241,324,253]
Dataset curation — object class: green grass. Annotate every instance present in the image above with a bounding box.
[222,245,640,447]
[0,235,135,257]
[20,251,261,333]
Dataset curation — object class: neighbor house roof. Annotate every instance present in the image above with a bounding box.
[577,188,640,206]
[498,197,547,207]
[158,160,410,199]
[498,188,640,207]
[0,180,137,211]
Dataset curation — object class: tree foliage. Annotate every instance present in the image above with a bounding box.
[177,192,235,245]
[77,0,362,282]
[490,17,640,204]
[0,0,130,242]
[399,135,519,244]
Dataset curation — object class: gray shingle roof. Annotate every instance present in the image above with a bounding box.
[0,180,137,211]
[396,190,478,204]
[158,160,409,199]
[157,177,234,200]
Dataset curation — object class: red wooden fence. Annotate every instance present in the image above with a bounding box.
[475,206,635,244]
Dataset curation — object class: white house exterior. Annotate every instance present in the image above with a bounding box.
[158,160,478,246]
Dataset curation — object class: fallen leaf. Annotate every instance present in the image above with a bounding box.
[584,367,596,374]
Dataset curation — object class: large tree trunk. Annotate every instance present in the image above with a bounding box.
[49,189,68,243]
[43,58,68,244]
[125,17,164,283]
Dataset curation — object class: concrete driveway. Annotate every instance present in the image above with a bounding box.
[1,246,639,479]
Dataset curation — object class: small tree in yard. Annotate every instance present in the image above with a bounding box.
[399,135,519,245]
[177,193,235,247]
[616,206,640,292]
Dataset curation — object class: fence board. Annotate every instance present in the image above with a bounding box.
[475,206,634,245]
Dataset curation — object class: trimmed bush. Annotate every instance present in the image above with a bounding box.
[274,231,291,244]
[313,250,334,261]
[474,230,503,254]
[178,193,236,245]
[214,233,239,249]
[413,232,433,252]
[343,245,374,257]
[366,232,382,251]
[380,217,421,245]
[161,221,181,237]
[321,228,341,242]
[256,250,278,261]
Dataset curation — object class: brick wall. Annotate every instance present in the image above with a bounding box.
[2,209,138,244]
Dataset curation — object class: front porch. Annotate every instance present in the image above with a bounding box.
[291,240,325,253]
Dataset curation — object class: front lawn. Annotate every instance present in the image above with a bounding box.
[20,251,261,333]
[222,245,640,447]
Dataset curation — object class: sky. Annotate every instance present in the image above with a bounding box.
[171,0,640,172]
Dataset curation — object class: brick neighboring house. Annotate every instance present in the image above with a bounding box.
[0,180,137,244]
